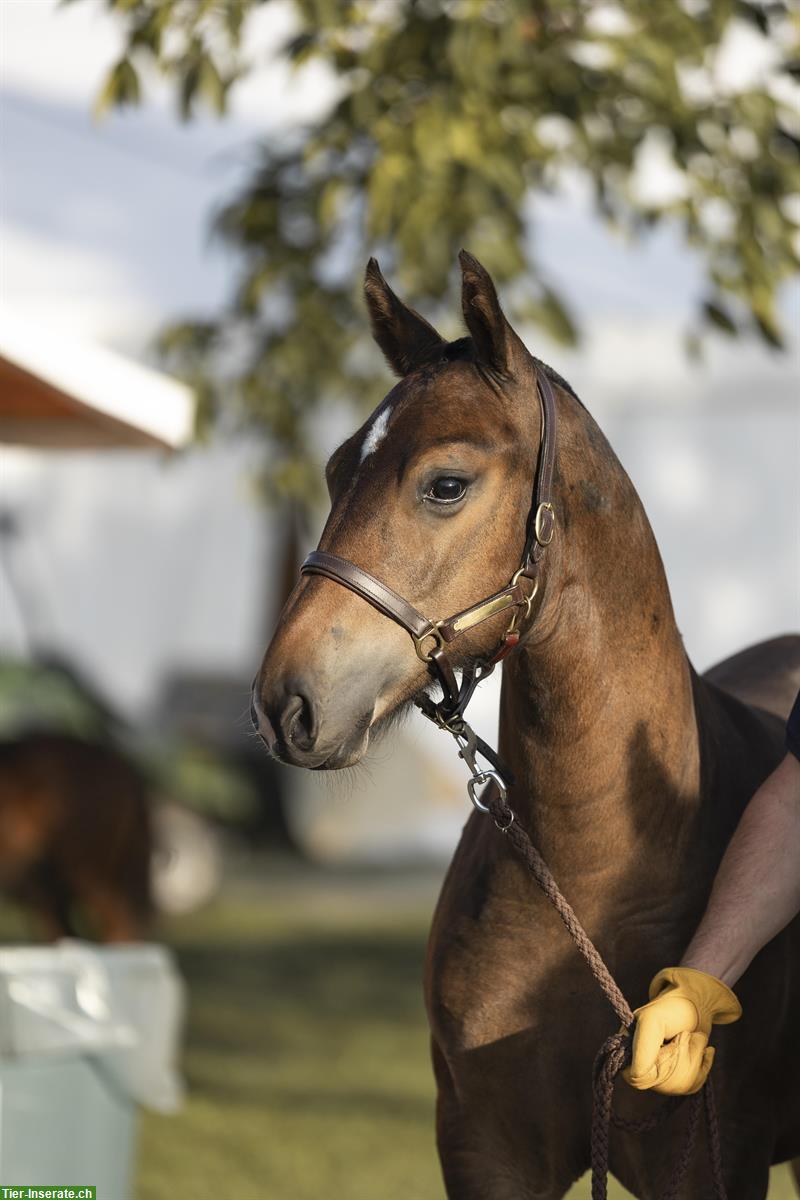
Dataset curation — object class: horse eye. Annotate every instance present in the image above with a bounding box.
[427,477,467,504]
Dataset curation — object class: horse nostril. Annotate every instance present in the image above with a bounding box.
[282,692,317,752]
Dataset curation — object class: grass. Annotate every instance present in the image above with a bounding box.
[1,863,797,1199]
[138,878,438,1199]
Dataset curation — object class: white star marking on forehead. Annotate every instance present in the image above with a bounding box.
[359,405,392,463]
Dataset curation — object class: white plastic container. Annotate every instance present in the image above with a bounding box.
[0,941,185,1199]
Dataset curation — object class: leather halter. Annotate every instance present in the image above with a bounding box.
[300,366,558,751]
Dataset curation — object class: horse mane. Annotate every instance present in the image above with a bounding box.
[439,336,584,410]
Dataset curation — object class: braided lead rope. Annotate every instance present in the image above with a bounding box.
[486,789,729,1200]
[704,1079,728,1199]
[661,1089,701,1200]
[591,1032,631,1200]
[488,791,633,1026]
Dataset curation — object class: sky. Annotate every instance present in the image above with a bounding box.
[0,0,332,346]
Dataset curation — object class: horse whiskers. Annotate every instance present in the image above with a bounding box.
[318,700,417,798]
[315,758,376,801]
[369,695,416,742]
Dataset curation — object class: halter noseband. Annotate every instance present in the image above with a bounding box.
[300,366,558,813]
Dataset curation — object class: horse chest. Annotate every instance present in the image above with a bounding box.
[426,849,611,1065]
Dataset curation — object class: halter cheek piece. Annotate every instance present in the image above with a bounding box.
[300,368,557,819]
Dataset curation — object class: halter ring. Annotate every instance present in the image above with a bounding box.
[413,623,445,662]
[508,570,539,629]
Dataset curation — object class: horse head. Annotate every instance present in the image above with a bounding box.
[253,252,562,769]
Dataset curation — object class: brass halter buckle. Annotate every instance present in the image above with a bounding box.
[413,623,445,662]
[506,569,539,634]
[535,501,555,546]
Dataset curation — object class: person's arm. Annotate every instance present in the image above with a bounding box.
[680,752,800,986]
[626,736,800,1096]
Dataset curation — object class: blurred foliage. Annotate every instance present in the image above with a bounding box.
[0,657,121,742]
[149,740,261,825]
[76,0,799,507]
[0,658,256,828]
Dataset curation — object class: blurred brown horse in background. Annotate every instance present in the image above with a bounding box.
[0,731,152,941]
[253,253,800,1198]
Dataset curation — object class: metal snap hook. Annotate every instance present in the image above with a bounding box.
[467,770,507,814]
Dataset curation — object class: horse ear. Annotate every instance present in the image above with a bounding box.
[459,250,522,378]
[364,259,446,377]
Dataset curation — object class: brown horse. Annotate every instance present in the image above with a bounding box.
[253,253,800,1198]
[0,731,152,941]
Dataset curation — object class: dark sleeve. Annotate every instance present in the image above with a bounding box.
[787,689,800,761]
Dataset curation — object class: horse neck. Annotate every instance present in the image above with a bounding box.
[498,389,700,882]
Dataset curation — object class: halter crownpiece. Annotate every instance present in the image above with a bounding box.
[300,365,558,813]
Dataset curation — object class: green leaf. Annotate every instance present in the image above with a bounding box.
[198,56,226,115]
[284,32,317,63]
[518,287,580,346]
[179,61,200,120]
[754,311,784,349]
[702,298,738,336]
[93,58,140,119]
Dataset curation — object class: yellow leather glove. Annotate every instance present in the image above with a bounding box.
[624,966,742,1095]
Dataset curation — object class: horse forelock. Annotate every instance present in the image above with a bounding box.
[396,336,584,409]
[330,342,583,504]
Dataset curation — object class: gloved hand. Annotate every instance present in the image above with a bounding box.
[624,966,742,1095]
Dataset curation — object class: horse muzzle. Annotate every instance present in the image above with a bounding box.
[251,677,372,770]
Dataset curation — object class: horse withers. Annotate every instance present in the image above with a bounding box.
[253,252,800,1199]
